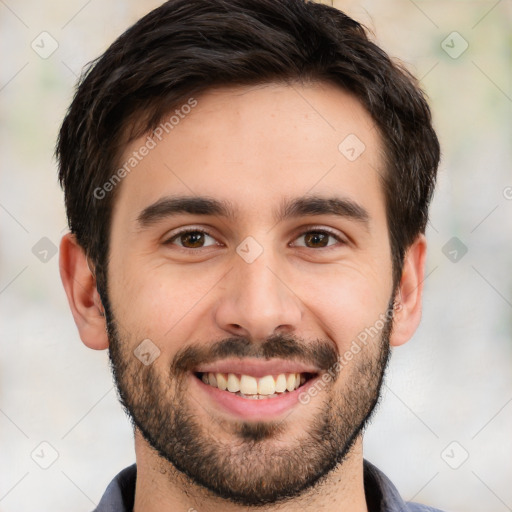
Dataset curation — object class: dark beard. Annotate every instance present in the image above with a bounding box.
[106,303,393,507]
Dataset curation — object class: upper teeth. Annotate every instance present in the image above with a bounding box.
[201,372,305,395]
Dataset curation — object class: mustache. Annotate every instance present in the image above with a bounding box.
[171,333,339,376]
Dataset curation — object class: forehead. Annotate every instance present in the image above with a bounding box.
[112,81,386,227]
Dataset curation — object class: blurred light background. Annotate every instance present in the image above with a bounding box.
[0,1,511,511]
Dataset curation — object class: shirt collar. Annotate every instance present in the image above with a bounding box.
[94,459,411,512]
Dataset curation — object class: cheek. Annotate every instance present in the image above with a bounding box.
[108,258,221,346]
[297,264,390,346]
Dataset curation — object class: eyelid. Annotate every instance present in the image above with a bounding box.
[163,226,220,246]
[289,225,348,248]
[163,224,348,250]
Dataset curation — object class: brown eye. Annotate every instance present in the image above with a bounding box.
[293,229,343,249]
[303,232,330,248]
[166,230,217,249]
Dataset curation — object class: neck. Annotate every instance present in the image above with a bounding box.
[133,430,369,512]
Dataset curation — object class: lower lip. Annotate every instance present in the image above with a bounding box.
[190,373,319,421]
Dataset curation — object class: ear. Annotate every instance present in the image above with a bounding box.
[389,234,427,347]
[59,233,109,350]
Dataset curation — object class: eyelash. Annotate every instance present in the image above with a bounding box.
[163,226,347,251]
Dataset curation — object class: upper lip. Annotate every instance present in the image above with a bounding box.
[194,358,320,378]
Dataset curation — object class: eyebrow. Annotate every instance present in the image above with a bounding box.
[136,194,370,230]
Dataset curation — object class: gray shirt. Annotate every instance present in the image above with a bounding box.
[92,459,445,511]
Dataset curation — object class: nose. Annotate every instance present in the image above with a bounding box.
[213,248,303,341]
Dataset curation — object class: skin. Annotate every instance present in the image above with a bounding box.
[60,81,426,511]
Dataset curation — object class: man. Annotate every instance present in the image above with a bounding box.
[56,0,442,510]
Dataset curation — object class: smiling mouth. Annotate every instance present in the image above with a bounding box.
[194,371,317,399]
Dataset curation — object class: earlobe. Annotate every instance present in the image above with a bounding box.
[389,234,427,347]
[59,233,109,350]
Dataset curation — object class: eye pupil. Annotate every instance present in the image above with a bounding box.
[182,232,204,247]
[305,232,329,248]
[170,229,339,251]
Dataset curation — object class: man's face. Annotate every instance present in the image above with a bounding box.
[105,82,396,505]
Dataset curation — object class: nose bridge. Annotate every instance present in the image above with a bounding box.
[215,240,302,340]
[239,249,281,304]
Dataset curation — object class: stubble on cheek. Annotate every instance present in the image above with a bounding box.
[105,295,393,506]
